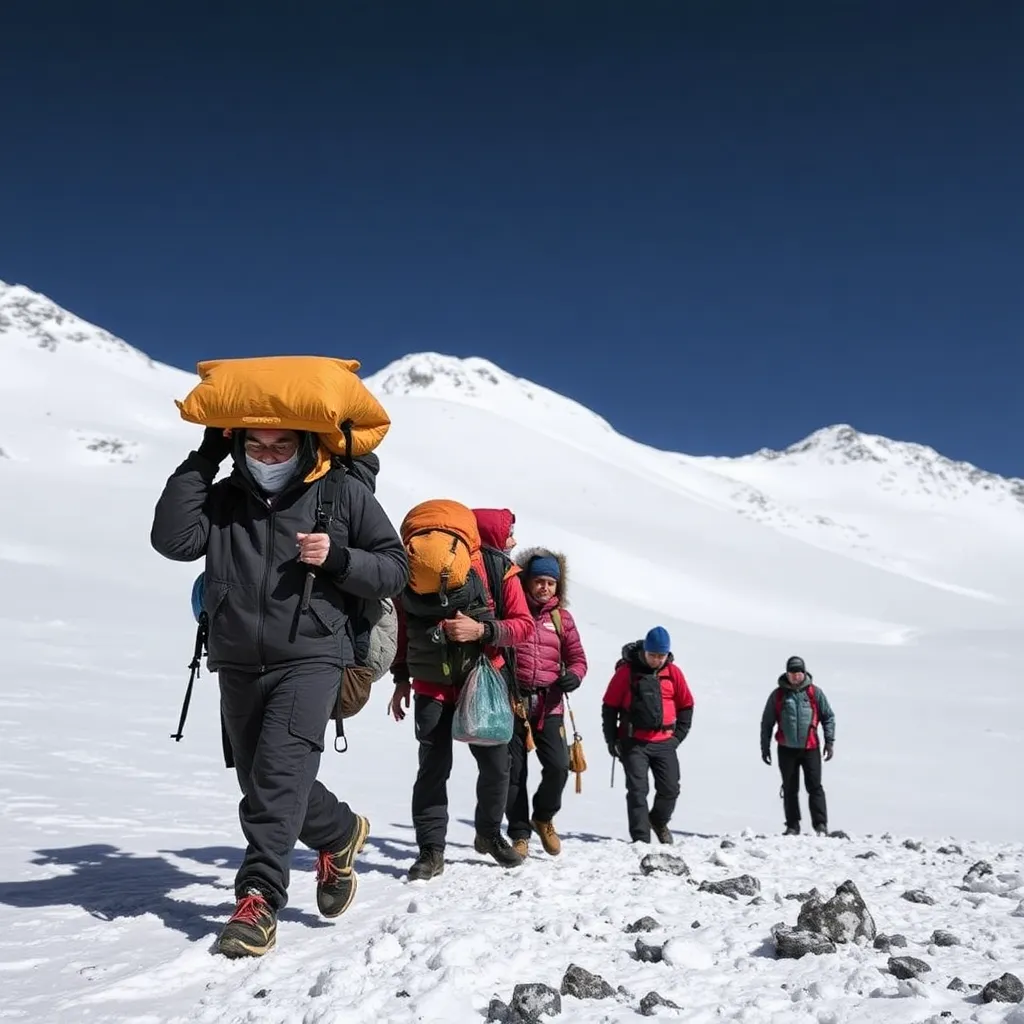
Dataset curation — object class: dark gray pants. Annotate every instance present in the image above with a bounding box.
[778,746,827,831]
[506,712,570,840]
[621,739,681,842]
[412,695,510,849]
[219,663,354,909]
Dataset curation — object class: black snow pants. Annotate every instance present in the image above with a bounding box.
[219,663,356,909]
[777,745,828,831]
[621,738,681,842]
[412,694,510,850]
[506,710,570,841]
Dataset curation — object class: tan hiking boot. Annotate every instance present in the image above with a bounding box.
[512,837,530,858]
[531,818,561,856]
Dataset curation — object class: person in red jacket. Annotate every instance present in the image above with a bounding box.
[601,627,694,844]
[505,549,588,858]
[388,506,534,880]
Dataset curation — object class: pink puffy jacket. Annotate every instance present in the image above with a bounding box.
[513,548,588,718]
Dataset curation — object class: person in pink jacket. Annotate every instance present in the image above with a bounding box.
[505,549,588,857]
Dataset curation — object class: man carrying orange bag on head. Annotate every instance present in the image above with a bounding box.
[387,501,534,881]
[152,356,408,958]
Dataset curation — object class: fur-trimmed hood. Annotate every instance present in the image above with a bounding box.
[514,546,569,607]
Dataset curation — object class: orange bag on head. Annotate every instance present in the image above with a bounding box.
[400,500,480,596]
[175,355,390,457]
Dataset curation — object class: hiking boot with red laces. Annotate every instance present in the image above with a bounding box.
[316,814,370,918]
[216,887,277,958]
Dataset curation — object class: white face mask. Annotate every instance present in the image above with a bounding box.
[245,451,299,493]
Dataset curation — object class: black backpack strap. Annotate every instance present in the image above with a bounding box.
[300,462,347,612]
[480,546,512,620]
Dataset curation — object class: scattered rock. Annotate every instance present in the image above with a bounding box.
[829,830,851,839]
[720,839,736,849]
[903,839,924,852]
[511,983,561,1020]
[785,887,821,902]
[487,998,516,1022]
[639,853,690,877]
[891,934,908,948]
[964,860,994,886]
[982,973,1024,1004]
[625,916,660,934]
[874,934,893,952]
[901,889,936,905]
[634,938,664,964]
[1013,901,1024,918]
[797,880,876,944]
[772,924,837,959]
[561,964,615,1001]
[396,989,410,998]
[888,956,932,980]
[690,920,701,929]
[855,851,879,860]
[253,989,269,999]
[937,844,963,855]
[947,978,967,992]
[639,991,681,1016]
[748,897,765,907]
[698,874,760,899]
[931,929,961,947]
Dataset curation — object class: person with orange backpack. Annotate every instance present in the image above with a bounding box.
[387,500,534,880]
[760,655,836,836]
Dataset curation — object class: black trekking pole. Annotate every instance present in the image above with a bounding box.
[610,756,616,788]
[171,613,207,742]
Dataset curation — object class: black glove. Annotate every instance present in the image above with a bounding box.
[761,750,772,765]
[823,744,834,762]
[556,671,581,694]
[607,741,619,759]
[197,426,233,465]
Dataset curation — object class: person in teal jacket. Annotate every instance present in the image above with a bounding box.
[760,655,835,835]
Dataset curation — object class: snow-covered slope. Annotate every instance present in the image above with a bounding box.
[1,283,1022,1023]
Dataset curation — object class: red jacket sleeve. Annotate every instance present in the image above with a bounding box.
[559,609,588,680]
[602,665,630,708]
[672,666,694,709]
[490,570,534,647]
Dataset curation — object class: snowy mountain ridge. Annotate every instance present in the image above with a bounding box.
[0,279,153,366]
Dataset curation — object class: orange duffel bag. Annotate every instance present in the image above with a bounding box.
[175,354,390,457]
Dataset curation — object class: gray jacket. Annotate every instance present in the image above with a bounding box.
[151,444,408,673]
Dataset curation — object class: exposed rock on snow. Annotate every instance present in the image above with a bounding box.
[796,880,876,944]
[634,937,664,963]
[560,964,615,1001]
[639,853,690,877]
[930,929,961,947]
[510,983,562,1019]
[624,916,660,933]
[888,955,932,980]
[698,874,760,899]
[902,888,937,905]
[772,924,838,958]
[982,972,1024,1003]
[639,991,681,1015]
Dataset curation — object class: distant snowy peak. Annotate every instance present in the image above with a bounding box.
[751,424,1024,503]
[364,352,616,434]
[0,281,153,366]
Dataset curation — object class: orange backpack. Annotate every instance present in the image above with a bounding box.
[400,500,481,603]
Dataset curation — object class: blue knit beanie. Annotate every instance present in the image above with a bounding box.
[644,626,671,654]
[527,555,560,580]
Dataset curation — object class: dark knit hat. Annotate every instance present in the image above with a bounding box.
[526,555,560,580]
[786,655,806,673]
[644,626,671,654]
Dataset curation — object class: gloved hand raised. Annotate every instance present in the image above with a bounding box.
[197,426,233,465]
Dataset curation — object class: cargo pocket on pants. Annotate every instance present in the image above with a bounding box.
[288,689,334,752]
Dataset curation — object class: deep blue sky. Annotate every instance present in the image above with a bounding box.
[2,1,1021,473]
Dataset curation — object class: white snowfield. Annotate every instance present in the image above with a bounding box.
[0,281,1022,1023]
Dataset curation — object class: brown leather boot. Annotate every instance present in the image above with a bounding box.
[512,837,529,858]
[531,818,561,856]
